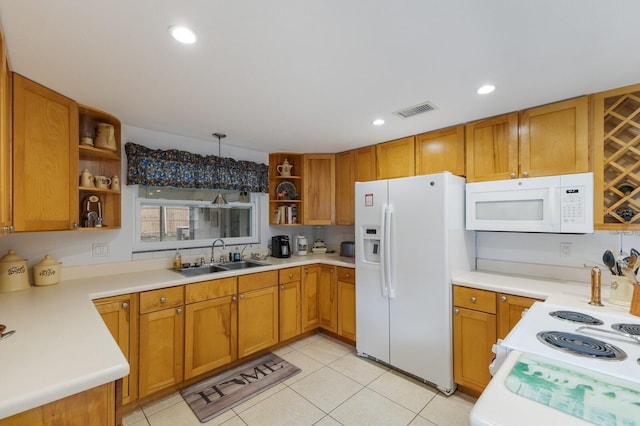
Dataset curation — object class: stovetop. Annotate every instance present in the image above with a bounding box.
[501,302,640,384]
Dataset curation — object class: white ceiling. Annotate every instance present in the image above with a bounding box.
[0,1,639,154]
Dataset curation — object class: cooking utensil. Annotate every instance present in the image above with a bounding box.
[621,266,638,285]
[603,250,617,275]
[632,248,640,273]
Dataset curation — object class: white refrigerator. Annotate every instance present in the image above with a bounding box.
[355,172,474,395]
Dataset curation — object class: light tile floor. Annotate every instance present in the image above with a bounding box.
[124,334,476,426]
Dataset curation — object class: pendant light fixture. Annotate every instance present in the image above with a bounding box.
[212,133,228,206]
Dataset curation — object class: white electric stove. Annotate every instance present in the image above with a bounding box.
[470,302,640,425]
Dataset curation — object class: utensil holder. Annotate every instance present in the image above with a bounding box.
[630,285,640,316]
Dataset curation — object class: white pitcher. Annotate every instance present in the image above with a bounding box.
[94,123,117,151]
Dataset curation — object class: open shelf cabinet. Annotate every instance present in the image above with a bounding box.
[78,105,121,229]
[269,153,304,225]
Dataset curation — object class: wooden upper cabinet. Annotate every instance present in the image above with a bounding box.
[465,113,519,182]
[12,73,79,231]
[354,145,377,182]
[303,154,335,225]
[466,97,589,183]
[519,96,589,178]
[0,31,10,233]
[335,145,377,226]
[335,151,355,225]
[376,136,415,179]
[415,126,465,177]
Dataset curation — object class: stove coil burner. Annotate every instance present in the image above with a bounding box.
[612,323,640,336]
[536,331,627,360]
[548,310,604,325]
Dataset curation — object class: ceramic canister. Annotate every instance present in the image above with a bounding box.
[33,255,62,286]
[0,250,30,293]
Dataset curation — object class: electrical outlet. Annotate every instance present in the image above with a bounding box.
[560,242,571,257]
[92,242,110,257]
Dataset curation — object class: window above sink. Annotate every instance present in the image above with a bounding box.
[133,186,260,252]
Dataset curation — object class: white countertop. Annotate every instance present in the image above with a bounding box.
[0,253,354,419]
[453,270,633,315]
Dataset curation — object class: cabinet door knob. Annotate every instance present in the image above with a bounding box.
[280,285,285,290]
[346,273,350,278]
[522,171,529,177]
[500,295,507,302]
[470,296,476,303]
[510,172,516,179]
[289,273,293,278]
[304,269,308,273]
[240,294,245,300]
[160,297,166,304]
[232,295,237,301]
[454,308,459,315]
[122,302,128,310]
[176,308,182,314]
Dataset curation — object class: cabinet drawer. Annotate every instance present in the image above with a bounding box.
[453,286,496,314]
[185,277,237,304]
[279,267,301,284]
[140,286,184,314]
[337,267,355,284]
[239,270,279,293]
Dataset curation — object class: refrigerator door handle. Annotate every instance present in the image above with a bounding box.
[386,204,396,299]
[379,204,389,298]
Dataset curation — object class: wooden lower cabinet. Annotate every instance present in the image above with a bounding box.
[497,293,539,339]
[318,265,337,333]
[452,285,539,396]
[184,277,238,380]
[279,267,302,342]
[237,271,279,358]
[301,265,321,332]
[0,381,119,426]
[138,287,185,398]
[94,294,138,405]
[337,267,356,342]
[453,306,497,396]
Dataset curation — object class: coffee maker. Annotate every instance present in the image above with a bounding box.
[271,235,291,258]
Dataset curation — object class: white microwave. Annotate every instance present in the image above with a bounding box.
[465,172,594,233]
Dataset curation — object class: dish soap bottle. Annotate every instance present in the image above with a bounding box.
[233,248,241,262]
[173,249,182,270]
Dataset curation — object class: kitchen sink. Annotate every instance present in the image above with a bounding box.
[217,261,269,270]
[174,261,270,277]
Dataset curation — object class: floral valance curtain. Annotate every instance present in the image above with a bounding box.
[125,142,269,193]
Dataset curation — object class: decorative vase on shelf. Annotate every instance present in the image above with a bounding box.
[277,159,293,176]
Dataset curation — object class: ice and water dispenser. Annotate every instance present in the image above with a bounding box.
[360,225,380,264]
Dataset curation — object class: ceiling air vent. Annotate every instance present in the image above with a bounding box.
[393,101,438,119]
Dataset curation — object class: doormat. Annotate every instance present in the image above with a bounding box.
[180,353,300,423]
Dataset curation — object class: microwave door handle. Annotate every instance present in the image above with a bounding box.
[386,204,395,299]
[379,204,389,298]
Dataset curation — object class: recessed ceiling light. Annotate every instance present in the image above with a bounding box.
[372,119,385,126]
[477,84,496,95]
[169,26,197,44]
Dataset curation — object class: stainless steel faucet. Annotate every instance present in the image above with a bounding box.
[211,239,226,264]
[241,244,252,260]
